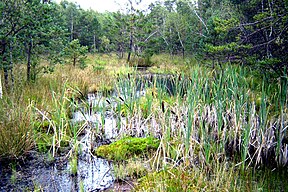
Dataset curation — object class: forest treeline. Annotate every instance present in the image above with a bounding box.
[1,0,287,88]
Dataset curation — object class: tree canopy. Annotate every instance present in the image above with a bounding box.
[1,0,287,88]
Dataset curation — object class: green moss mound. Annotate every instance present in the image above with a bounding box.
[95,137,160,161]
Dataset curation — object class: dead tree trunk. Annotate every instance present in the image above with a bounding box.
[1,39,9,90]
[127,32,133,62]
[26,37,33,82]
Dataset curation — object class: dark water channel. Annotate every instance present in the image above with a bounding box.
[0,74,180,191]
[0,153,113,191]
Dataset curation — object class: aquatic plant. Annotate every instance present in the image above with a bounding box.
[121,65,288,171]
[34,83,75,156]
[79,180,85,192]
[108,64,288,180]
[10,163,17,185]
[70,156,78,176]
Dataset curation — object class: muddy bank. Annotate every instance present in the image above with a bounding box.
[0,150,113,191]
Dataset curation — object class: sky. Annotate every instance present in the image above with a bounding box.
[54,0,157,13]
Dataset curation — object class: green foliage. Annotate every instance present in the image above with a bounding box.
[93,57,107,71]
[206,42,252,56]
[203,3,244,66]
[35,131,70,153]
[64,39,88,67]
[213,16,239,34]
[99,36,110,53]
[95,137,160,161]
[10,163,17,184]
[93,65,105,72]
[138,95,154,119]
[33,84,82,157]
[1,0,288,189]
[118,94,155,118]
[230,0,288,74]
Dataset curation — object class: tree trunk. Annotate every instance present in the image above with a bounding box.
[127,32,133,62]
[121,45,124,59]
[9,41,14,88]
[1,40,9,90]
[73,56,76,67]
[0,73,2,99]
[3,65,9,90]
[27,37,33,82]
[93,34,96,52]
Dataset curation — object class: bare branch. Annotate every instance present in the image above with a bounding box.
[187,3,209,33]
[194,9,209,33]
[240,16,273,27]
[144,30,158,42]
[252,25,288,48]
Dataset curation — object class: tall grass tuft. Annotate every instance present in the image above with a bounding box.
[0,98,35,159]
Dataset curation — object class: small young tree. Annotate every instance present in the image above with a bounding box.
[64,39,88,67]
[99,36,110,53]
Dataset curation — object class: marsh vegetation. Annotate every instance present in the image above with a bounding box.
[1,0,288,191]
[1,53,288,191]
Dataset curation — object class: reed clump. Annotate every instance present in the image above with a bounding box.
[119,65,288,169]
[105,64,288,190]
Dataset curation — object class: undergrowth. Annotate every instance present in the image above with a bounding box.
[0,53,287,191]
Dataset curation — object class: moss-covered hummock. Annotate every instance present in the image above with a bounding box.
[95,137,160,161]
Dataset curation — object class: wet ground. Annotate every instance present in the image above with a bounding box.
[104,180,135,192]
[0,149,114,191]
